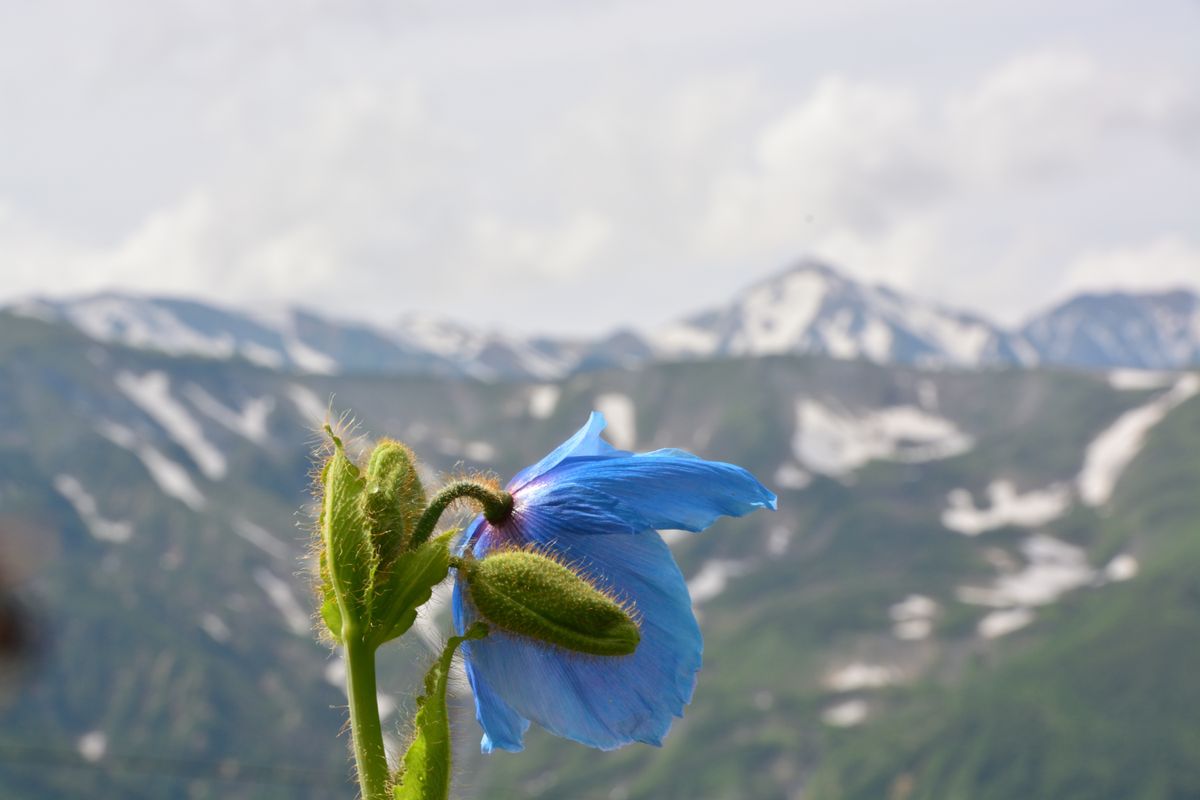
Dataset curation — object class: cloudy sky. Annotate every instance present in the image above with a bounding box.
[1,0,1197,335]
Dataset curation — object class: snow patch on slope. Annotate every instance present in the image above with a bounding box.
[116,371,226,479]
[286,384,328,426]
[595,393,636,449]
[687,559,751,606]
[978,608,1035,639]
[1108,369,1174,390]
[730,269,828,354]
[889,594,938,641]
[899,304,996,365]
[1104,553,1139,582]
[53,475,133,543]
[65,296,237,358]
[232,517,293,560]
[528,385,561,419]
[773,463,812,490]
[651,264,1015,368]
[957,535,1108,639]
[822,699,869,727]
[941,480,1071,535]
[253,569,310,636]
[199,613,231,643]
[958,535,1094,609]
[284,338,338,375]
[766,526,794,556]
[824,662,898,692]
[77,731,108,763]
[184,384,274,444]
[96,421,207,510]
[794,400,972,476]
[399,314,574,380]
[1078,374,1200,506]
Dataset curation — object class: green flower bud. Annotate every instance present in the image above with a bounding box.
[361,439,425,565]
[320,432,374,634]
[317,431,449,646]
[461,549,640,657]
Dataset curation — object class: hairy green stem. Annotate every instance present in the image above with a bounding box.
[411,481,513,548]
[345,630,389,800]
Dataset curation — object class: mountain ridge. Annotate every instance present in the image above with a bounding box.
[9,259,1200,379]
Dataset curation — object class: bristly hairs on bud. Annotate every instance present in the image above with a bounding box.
[361,438,426,559]
[311,415,379,643]
[453,542,643,630]
[458,545,642,658]
[305,407,360,644]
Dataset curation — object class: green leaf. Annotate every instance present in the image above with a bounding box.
[393,623,488,800]
[369,530,454,647]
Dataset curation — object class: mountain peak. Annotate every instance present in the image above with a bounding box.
[1022,288,1200,369]
[7,260,1198,377]
[651,258,1025,367]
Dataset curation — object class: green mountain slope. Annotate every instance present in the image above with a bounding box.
[808,396,1200,800]
[0,310,1196,799]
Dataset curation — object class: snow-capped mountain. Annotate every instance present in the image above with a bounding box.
[650,261,1036,368]
[12,293,451,376]
[9,261,1200,378]
[1021,290,1200,370]
[12,294,570,380]
[395,313,591,381]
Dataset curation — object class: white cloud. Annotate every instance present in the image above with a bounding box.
[946,50,1197,184]
[686,49,1200,323]
[4,80,472,309]
[699,77,945,259]
[468,212,614,280]
[948,51,1109,182]
[1059,236,1200,296]
[1,3,1198,333]
[809,215,949,291]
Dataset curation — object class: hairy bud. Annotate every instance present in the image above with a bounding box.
[317,430,451,646]
[461,550,640,657]
[361,439,425,564]
[320,432,373,635]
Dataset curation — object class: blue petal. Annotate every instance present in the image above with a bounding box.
[504,483,648,542]
[459,528,701,751]
[507,412,626,491]
[454,516,485,557]
[451,412,776,753]
[453,579,530,752]
[517,454,778,536]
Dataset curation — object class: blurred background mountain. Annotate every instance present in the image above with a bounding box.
[3,1,1199,797]
[0,261,1198,798]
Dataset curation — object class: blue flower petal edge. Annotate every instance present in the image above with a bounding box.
[453,411,777,752]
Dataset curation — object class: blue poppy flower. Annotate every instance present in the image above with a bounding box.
[452,411,777,753]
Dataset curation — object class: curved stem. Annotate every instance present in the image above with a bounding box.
[344,631,388,800]
[411,481,513,548]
